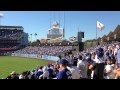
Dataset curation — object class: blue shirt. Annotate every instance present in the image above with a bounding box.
[47,68,54,78]
[56,68,72,79]
[36,71,43,77]
[117,49,120,63]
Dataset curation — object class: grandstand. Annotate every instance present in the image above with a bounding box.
[0,26,28,55]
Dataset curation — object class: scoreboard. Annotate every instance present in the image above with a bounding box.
[47,27,64,40]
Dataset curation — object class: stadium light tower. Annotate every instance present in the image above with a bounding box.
[0,13,4,26]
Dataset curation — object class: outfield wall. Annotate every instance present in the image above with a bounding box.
[11,53,59,61]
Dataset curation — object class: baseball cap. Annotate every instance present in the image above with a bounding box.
[97,47,103,52]
[78,55,82,60]
[58,59,68,65]
[97,48,104,57]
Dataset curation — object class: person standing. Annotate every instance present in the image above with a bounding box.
[93,48,105,79]
[77,55,87,79]
[104,60,114,79]
[67,63,80,79]
[117,44,120,69]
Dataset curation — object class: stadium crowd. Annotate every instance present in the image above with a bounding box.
[4,42,120,79]
[13,46,73,56]
[0,30,23,40]
[0,45,17,51]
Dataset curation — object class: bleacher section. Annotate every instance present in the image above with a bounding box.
[0,26,28,54]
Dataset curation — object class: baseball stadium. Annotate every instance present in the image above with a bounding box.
[0,11,120,79]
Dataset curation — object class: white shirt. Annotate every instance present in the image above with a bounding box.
[114,48,118,56]
[94,55,104,63]
[42,66,49,79]
[104,65,114,79]
[19,74,24,79]
[43,71,49,78]
[38,69,43,72]
[77,60,87,78]
[105,65,112,71]
[67,66,80,79]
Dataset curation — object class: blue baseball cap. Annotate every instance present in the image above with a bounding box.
[97,48,104,57]
[78,55,82,60]
[97,48,103,52]
[58,59,68,65]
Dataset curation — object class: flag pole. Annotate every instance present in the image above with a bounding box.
[96,21,98,45]
[96,21,97,39]
[63,11,65,40]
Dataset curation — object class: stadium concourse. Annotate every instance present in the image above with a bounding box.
[3,42,120,79]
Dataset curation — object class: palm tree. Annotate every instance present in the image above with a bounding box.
[30,34,32,42]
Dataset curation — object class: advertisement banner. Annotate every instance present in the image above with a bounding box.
[11,53,59,61]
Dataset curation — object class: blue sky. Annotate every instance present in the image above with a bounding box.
[0,11,120,42]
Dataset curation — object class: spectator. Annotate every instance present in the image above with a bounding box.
[36,66,43,79]
[117,44,120,68]
[54,59,72,79]
[93,48,105,79]
[47,64,54,79]
[104,60,114,79]
[77,55,87,79]
[10,71,19,79]
[67,63,80,79]
[39,66,49,79]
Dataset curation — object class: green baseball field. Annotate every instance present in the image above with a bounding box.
[0,56,54,79]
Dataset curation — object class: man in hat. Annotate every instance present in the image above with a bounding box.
[93,47,105,79]
[54,59,72,79]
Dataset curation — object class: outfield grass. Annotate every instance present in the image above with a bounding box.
[0,56,49,79]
